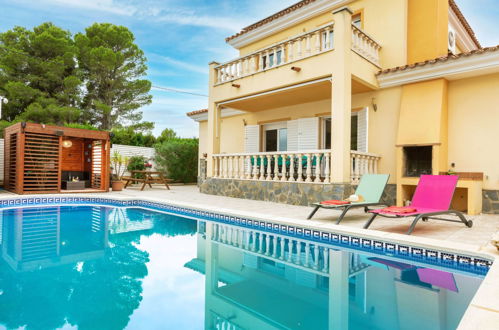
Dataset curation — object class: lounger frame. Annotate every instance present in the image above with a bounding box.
[363,210,473,235]
[307,202,387,224]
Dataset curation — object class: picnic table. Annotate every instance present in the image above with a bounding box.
[123,170,172,191]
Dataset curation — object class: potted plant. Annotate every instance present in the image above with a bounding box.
[111,151,129,191]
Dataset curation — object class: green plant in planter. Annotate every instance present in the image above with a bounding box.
[127,155,147,178]
[111,151,130,181]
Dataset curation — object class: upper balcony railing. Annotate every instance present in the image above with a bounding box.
[214,24,381,85]
[215,23,335,85]
[351,25,381,67]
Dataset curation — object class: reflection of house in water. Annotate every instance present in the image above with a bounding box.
[0,206,109,272]
[185,222,482,330]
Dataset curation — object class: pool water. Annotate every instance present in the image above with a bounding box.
[0,205,485,330]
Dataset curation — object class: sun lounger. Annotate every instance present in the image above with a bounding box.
[307,174,390,224]
[363,175,473,235]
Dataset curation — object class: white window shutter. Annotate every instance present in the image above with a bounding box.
[287,120,299,151]
[357,108,368,152]
[297,117,319,150]
[244,125,260,153]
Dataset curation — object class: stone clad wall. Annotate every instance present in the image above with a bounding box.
[200,178,397,207]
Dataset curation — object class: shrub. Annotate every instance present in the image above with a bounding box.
[155,138,198,183]
[127,155,147,178]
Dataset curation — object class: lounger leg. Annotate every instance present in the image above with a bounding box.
[406,215,424,235]
[307,205,320,220]
[363,213,378,229]
[454,211,473,228]
[336,206,351,225]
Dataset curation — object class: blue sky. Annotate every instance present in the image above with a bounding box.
[0,0,497,137]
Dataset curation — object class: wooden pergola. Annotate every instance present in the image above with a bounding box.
[4,123,111,194]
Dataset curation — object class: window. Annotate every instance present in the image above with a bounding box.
[322,114,359,150]
[322,30,334,50]
[264,122,287,152]
[262,50,283,69]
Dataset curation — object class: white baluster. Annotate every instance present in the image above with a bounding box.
[305,153,312,182]
[288,41,294,62]
[315,31,321,53]
[297,153,303,182]
[350,153,355,183]
[245,230,250,249]
[245,155,251,179]
[295,241,301,264]
[217,68,222,83]
[280,154,287,181]
[258,233,264,253]
[287,239,293,262]
[259,155,265,181]
[305,35,311,55]
[289,154,295,182]
[273,155,280,181]
[304,242,310,267]
[252,155,259,180]
[280,237,285,260]
[322,248,329,273]
[297,37,302,58]
[233,156,239,179]
[228,156,233,178]
[354,154,361,184]
[272,236,278,258]
[314,153,321,183]
[280,45,286,64]
[266,155,272,181]
[265,234,271,255]
[324,152,331,184]
[250,231,256,251]
[313,244,319,270]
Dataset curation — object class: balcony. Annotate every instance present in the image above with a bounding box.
[212,150,381,185]
[214,23,381,86]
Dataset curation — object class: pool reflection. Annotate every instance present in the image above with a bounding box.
[188,222,483,330]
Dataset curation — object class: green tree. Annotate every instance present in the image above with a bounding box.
[156,128,178,144]
[75,23,152,130]
[0,23,82,121]
[155,138,198,183]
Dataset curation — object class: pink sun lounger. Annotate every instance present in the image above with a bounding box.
[363,175,473,235]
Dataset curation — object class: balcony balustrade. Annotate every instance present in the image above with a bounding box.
[214,23,381,85]
[212,150,380,185]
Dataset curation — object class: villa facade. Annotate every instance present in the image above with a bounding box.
[188,0,499,215]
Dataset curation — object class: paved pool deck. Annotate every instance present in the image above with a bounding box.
[1,184,498,328]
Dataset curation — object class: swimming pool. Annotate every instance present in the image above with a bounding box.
[0,204,489,329]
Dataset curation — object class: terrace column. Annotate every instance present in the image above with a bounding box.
[330,7,353,184]
[207,62,221,177]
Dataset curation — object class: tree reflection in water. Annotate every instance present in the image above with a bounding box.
[0,206,197,329]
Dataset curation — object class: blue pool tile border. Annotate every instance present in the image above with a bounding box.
[0,196,493,275]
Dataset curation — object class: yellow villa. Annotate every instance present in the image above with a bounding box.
[187,0,499,216]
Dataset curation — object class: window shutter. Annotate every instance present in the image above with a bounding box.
[244,125,260,153]
[287,120,299,151]
[297,117,319,150]
[357,108,368,152]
